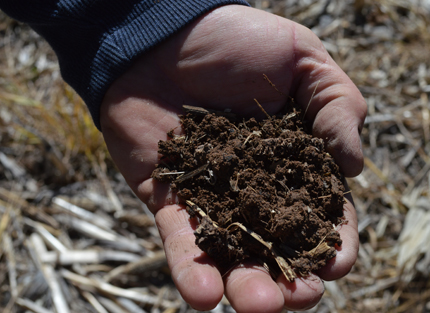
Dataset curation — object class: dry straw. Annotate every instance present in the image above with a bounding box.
[1,0,430,312]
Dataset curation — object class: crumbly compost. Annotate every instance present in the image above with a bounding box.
[152,104,346,281]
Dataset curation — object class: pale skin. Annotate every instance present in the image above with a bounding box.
[100,5,367,312]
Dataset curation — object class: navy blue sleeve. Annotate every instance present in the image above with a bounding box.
[0,0,250,129]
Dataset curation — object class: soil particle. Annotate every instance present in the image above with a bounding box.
[152,104,346,281]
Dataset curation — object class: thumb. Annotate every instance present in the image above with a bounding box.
[291,25,367,177]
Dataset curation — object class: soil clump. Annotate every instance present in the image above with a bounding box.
[152,103,346,281]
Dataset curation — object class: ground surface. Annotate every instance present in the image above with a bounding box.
[1,1,430,313]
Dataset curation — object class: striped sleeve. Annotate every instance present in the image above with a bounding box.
[0,0,250,129]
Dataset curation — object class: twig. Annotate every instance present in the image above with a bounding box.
[158,171,185,176]
[24,218,68,252]
[183,105,236,120]
[152,286,168,313]
[183,105,211,115]
[0,205,11,253]
[116,297,148,313]
[317,190,351,199]
[186,200,212,221]
[349,277,399,299]
[104,250,166,282]
[52,196,114,230]
[0,187,59,228]
[243,130,262,146]
[96,297,129,313]
[175,164,208,183]
[61,269,179,309]
[263,74,286,97]
[303,80,320,121]
[29,233,70,313]
[55,215,144,253]
[81,291,109,313]
[41,250,141,265]
[254,98,271,119]
[93,158,123,213]
[15,298,53,313]
[308,238,332,257]
[3,233,18,299]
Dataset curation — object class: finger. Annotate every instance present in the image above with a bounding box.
[224,265,324,312]
[224,263,284,313]
[316,192,359,280]
[223,263,325,313]
[312,88,366,178]
[277,273,325,311]
[155,205,224,311]
[291,25,367,177]
[140,178,178,214]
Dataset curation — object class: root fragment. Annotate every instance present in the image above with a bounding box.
[175,164,208,183]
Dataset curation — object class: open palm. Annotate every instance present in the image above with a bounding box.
[100,5,366,312]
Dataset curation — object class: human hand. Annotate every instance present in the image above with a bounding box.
[100,5,366,312]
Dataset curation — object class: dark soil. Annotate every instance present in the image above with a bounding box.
[152,103,346,281]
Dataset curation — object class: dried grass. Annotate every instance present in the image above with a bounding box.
[1,1,430,312]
